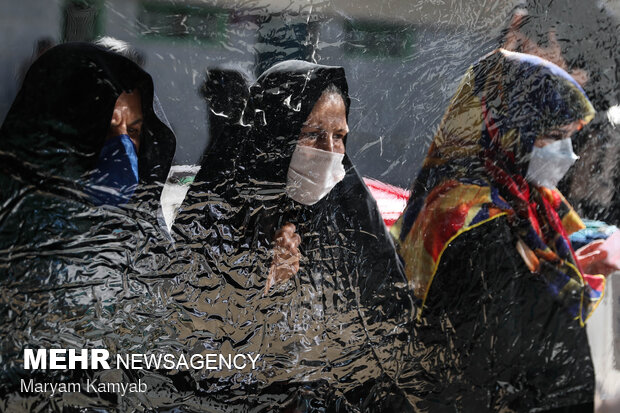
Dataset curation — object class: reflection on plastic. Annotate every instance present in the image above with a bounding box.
[1,0,620,411]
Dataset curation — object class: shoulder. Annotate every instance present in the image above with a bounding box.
[432,216,527,293]
[446,214,515,253]
[442,215,526,275]
[424,215,537,327]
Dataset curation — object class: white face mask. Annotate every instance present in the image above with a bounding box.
[286,145,346,205]
[525,138,579,189]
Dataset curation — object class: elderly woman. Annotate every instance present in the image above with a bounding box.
[225,61,413,410]
[393,49,614,412]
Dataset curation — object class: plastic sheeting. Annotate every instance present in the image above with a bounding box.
[1,0,620,412]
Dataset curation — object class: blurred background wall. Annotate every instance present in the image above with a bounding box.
[1,0,516,187]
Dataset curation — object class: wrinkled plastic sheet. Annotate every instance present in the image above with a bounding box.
[1,0,620,412]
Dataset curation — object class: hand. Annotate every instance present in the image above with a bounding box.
[265,223,301,295]
[576,240,619,277]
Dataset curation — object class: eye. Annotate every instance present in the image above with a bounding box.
[546,132,564,140]
[299,131,320,141]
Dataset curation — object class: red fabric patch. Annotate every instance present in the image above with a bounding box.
[583,274,605,292]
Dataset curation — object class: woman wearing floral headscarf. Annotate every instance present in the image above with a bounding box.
[393,50,614,412]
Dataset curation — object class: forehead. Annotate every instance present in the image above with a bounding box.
[542,120,583,135]
[116,90,142,107]
[304,92,347,126]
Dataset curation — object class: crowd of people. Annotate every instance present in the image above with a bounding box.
[1,1,619,412]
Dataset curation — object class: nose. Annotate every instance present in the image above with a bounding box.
[316,132,335,152]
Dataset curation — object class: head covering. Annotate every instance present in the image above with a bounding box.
[198,67,252,160]
[243,60,350,182]
[0,42,176,206]
[172,68,252,248]
[189,67,251,200]
[237,60,356,243]
[393,49,604,325]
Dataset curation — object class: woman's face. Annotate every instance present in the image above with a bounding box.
[298,91,348,154]
[107,90,143,151]
[534,120,582,148]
